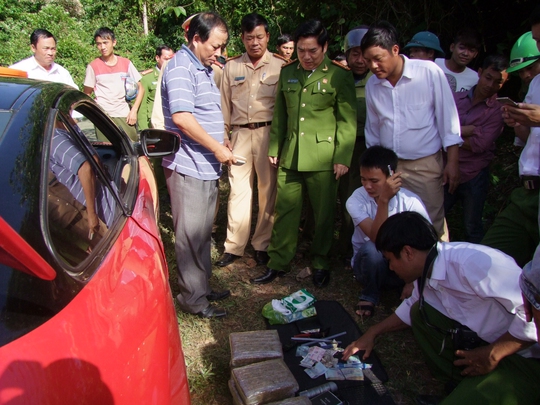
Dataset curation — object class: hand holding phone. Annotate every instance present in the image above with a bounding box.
[233,155,246,166]
[497,97,519,107]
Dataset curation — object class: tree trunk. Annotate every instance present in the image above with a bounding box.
[143,1,148,35]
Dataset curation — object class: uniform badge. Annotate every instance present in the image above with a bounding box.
[322,78,328,84]
[288,79,299,83]
[234,76,245,81]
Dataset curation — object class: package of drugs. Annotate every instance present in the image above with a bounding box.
[229,379,244,405]
[230,330,283,367]
[266,397,312,405]
[232,359,299,405]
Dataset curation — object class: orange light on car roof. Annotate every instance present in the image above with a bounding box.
[0,67,28,78]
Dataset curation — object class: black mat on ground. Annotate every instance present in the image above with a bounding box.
[267,300,396,405]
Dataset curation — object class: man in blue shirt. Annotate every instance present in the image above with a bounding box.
[162,12,234,318]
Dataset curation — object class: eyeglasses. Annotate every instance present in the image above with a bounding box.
[509,55,540,67]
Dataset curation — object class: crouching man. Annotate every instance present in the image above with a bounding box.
[343,211,540,405]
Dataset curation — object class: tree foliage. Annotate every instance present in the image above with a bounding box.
[0,0,538,87]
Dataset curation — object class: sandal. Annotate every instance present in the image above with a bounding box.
[355,301,375,318]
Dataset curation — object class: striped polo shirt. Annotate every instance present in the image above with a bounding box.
[161,45,223,181]
[50,128,116,227]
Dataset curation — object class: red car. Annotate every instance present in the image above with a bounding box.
[0,73,190,404]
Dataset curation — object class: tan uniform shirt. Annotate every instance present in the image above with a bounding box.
[221,51,286,133]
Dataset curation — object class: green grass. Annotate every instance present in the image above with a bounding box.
[159,128,520,405]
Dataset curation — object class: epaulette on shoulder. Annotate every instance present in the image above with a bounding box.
[273,53,288,62]
[226,54,242,62]
[282,58,298,68]
[331,60,351,70]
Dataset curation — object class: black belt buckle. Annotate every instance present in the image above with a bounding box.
[247,123,257,130]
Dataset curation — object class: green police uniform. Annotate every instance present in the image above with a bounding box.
[267,55,357,271]
[138,67,159,130]
[137,67,167,194]
[336,71,372,257]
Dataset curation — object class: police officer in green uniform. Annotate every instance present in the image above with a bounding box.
[250,19,357,287]
[138,45,174,196]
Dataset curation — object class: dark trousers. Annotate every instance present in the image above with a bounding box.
[444,167,490,243]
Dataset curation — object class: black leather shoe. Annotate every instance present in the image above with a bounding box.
[206,290,231,301]
[415,395,443,405]
[255,250,270,265]
[250,268,285,284]
[215,253,241,267]
[196,305,227,319]
[312,269,330,287]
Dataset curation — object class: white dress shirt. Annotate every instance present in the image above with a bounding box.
[518,75,540,177]
[396,242,540,358]
[10,56,78,89]
[365,56,462,160]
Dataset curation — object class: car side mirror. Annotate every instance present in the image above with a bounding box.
[139,129,181,158]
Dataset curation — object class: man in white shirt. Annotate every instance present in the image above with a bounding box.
[434,28,481,92]
[346,146,430,318]
[484,13,540,268]
[10,29,77,89]
[343,211,540,405]
[361,21,462,241]
[521,224,540,342]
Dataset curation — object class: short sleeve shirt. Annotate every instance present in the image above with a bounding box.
[84,56,142,118]
[346,187,430,266]
[161,45,224,181]
[435,58,478,92]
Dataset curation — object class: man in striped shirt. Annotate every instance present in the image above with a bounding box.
[161,12,234,318]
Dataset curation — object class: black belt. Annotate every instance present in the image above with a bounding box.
[522,176,540,190]
[233,121,272,130]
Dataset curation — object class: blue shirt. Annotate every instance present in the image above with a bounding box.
[161,45,224,180]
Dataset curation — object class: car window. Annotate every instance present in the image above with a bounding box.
[46,113,122,267]
[47,108,131,268]
[0,84,139,348]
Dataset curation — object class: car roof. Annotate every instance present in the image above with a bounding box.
[0,78,50,111]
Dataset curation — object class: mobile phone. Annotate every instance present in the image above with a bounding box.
[496,97,519,107]
[233,155,246,166]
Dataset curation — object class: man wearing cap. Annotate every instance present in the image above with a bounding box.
[482,9,540,267]
[250,19,356,287]
[334,26,372,262]
[215,13,286,268]
[403,31,445,62]
[503,30,540,126]
[10,29,77,89]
